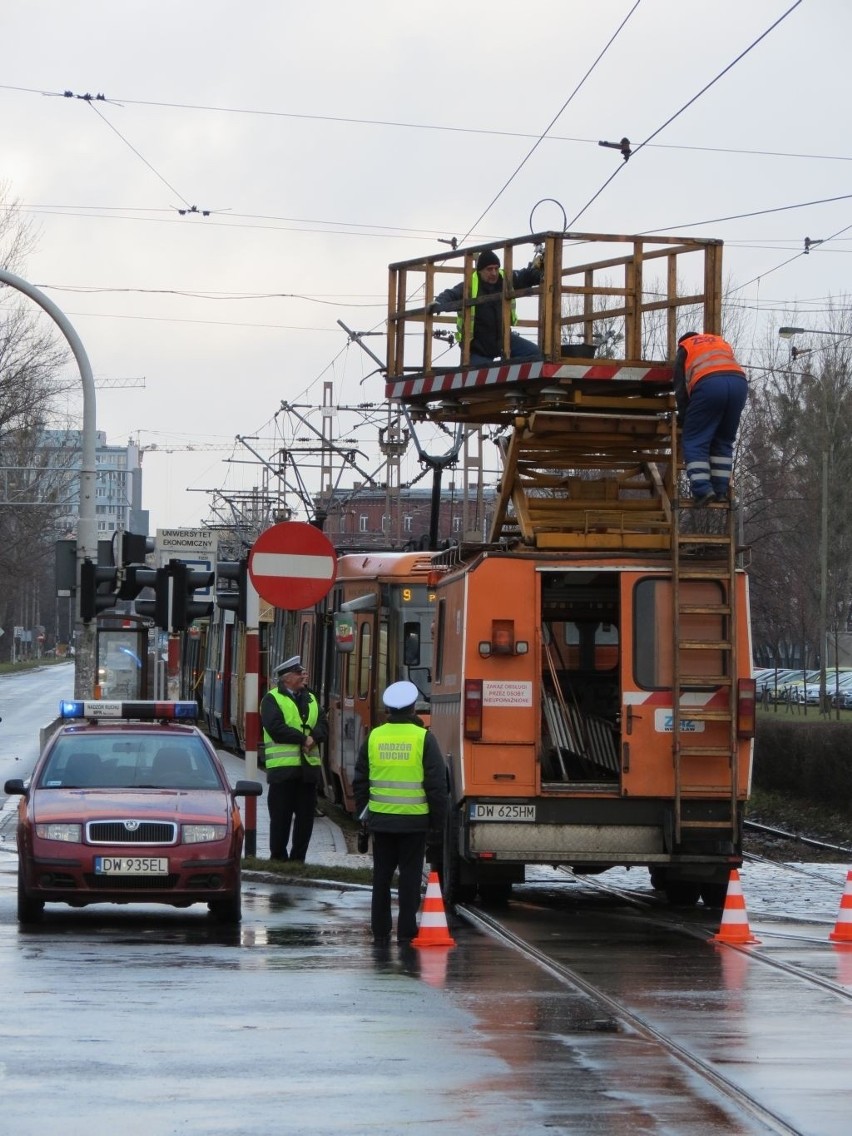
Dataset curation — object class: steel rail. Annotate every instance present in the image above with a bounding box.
[459,902,808,1136]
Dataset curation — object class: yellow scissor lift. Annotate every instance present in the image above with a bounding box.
[386,229,742,856]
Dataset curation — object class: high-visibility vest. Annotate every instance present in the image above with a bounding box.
[455,268,518,344]
[367,722,429,815]
[263,688,320,769]
[681,334,746,395]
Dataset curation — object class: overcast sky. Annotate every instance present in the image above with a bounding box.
[3,0,850,530]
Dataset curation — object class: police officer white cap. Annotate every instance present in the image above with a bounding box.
[383,680,419,710]
[274,655,303,678]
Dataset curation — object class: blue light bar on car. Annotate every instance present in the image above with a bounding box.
[59,700,199,721]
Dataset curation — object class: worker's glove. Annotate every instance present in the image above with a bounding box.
[529,246,544,272]
[357,824,370,854]
[426,301,441,316]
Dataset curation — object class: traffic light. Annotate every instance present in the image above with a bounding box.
[79,559,119,622]
[170,559,214,632]
[216,559,248,623]
[131,567,169,627]
[119,531,155,566]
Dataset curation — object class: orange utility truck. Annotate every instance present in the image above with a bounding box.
[385,230,755,907]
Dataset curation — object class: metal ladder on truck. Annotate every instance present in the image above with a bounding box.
[671,488,739,847]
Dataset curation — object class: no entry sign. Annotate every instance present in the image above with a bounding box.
[248,522,337,610]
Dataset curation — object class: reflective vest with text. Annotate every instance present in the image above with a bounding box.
[367,722,428,815]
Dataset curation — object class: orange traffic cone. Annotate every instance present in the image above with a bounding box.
[712,869,760,945]
[411,871,456,948]
[829,869,852,943]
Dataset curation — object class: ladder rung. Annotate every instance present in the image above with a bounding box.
[675,708,733,720]
[677,675,732,686]
[679,604,731,615]
[678,639,732,650]
[677,533,732,545]
[677,746,733,757]
[678,818,734,829]
[678,568,733,579]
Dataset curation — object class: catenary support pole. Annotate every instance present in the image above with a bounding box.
[0,270,97,697]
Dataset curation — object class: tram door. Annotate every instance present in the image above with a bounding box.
[332,611,376,812]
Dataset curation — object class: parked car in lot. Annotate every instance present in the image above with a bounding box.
[755,668,814,702]
[4,700,262,925]
[803,671,852,707]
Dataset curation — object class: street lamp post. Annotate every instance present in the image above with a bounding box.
[0,269,98,698]
[779,326,852,715]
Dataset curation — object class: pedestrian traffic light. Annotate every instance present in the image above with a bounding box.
[215,559,248,624]
[129,567,169,627]
[79,559,120,622]
[170,559,214,632]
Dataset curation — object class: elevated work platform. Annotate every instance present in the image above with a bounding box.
[385,230,722,552]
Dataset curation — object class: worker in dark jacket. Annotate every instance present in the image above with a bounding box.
[353,680,448,946]
[673,331,748,506]
[261,656,328,862]
[429,248,541,367]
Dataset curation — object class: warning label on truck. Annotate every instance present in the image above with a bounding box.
[483,681,533,707]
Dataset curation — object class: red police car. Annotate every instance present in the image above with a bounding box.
[4,700,262,925]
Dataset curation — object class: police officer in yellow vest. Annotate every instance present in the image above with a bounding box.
[353,681,448,946]
[429,249,542,368]
[261,656,328,861]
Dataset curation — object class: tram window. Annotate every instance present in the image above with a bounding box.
[403,621,420,666]
[378,622,388,692]
[358,623,372,699]
[635,578,724,688]
[344,649,356,699]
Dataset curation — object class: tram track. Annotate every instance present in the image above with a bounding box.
[458,901,810,1136]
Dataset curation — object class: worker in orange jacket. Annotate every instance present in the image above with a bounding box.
[673,332,748,506]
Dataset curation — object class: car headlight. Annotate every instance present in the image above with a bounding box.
[35,823,82,843]
[182,824,227,844]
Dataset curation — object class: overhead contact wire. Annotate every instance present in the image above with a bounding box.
[462,0,643,241]
[568,0,805,228]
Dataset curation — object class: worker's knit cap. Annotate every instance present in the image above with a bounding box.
[476,249,501,271]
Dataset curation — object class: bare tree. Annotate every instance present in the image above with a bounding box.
[0,183,77,658]
[740,308,852,667]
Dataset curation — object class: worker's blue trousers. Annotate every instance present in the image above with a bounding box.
[683,372,748,499]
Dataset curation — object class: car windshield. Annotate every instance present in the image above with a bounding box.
[39,736,223,790]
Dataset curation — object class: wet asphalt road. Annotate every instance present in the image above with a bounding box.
[0,864,795,1136]
[2,668,852,1134]
[0,665,68,784]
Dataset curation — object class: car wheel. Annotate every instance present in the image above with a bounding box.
[17,864,44,925]
[209,875,242,924]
